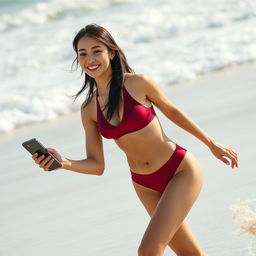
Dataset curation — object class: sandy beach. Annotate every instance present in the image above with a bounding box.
[1,63,256,256]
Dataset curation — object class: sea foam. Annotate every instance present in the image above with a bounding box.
[1,0,256,133]
[231,200,256,256]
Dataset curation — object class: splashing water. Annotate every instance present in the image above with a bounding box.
[231,200,256,256]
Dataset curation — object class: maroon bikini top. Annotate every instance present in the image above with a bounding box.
[96,86,156,139]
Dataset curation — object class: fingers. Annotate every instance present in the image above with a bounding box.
[227,147,238,160]
[43,158,55,171]
[227,147,238,168]
[39,155,52,170]
[213,143,238,169]
[220,156,230,166]
[32,153,54,171]
[46,148,61,162]
[222,147,238,169]
[46,148,55,154]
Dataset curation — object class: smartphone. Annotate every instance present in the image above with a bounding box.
[22,138,62,171]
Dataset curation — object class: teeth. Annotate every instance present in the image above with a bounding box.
[87,65,99,70]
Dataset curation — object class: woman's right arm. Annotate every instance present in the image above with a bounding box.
[62,106,105,175]
[33,105,105,175]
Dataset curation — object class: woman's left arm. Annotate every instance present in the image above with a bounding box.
[138,74,238,168]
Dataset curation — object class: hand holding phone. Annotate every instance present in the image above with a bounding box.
[22,138,62,171]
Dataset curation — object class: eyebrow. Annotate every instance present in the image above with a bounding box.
[78,45,102,52]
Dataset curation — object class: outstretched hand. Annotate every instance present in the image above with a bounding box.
[209,141,238,168]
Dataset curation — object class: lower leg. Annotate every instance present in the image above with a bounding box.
[138,243,165,256]
[169,221,206,256]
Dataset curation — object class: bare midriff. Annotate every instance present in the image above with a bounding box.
[115,117,176,174]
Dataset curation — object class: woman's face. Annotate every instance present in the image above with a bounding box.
[77,36,114,79]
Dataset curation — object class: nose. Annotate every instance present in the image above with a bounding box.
[86,54,95,63]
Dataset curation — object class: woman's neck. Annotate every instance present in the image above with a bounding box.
[95,72,112,97]
[96,83,109,97]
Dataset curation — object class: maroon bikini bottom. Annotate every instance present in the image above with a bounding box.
[130,144,187,193]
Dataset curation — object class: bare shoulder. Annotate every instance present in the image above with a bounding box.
[124,73,176,116]
[123,73,159,106]
[124,73,154,93]
[124,73,151,86]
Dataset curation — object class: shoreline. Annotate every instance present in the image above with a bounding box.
[1,61,255,139]
[0,62,256,256]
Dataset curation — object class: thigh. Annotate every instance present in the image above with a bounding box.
[133,151,203,252]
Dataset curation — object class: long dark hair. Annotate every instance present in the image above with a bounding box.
[72,24,134,121]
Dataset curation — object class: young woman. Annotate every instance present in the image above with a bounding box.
[33,24,238,256]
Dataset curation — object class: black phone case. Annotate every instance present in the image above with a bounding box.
[22,138,62,171]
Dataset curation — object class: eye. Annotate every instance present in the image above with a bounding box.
[79,53,87,56]
[94,50,102,54]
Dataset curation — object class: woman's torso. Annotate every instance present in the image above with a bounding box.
[90,73,176,174]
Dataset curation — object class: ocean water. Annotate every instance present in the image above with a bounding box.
[1,0,256,133]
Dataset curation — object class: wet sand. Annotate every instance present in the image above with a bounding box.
[0,63,256,256]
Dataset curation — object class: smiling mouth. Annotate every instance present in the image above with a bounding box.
[87,65,100,71]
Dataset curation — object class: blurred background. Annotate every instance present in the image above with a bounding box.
[0,0,256,133]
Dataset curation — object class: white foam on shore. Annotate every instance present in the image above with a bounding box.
[1,0,256,133]
[231,200,256,256]
[0,0,142,31]
[231,200,256,236]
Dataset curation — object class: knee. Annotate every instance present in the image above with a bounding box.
[138,243,164,256]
